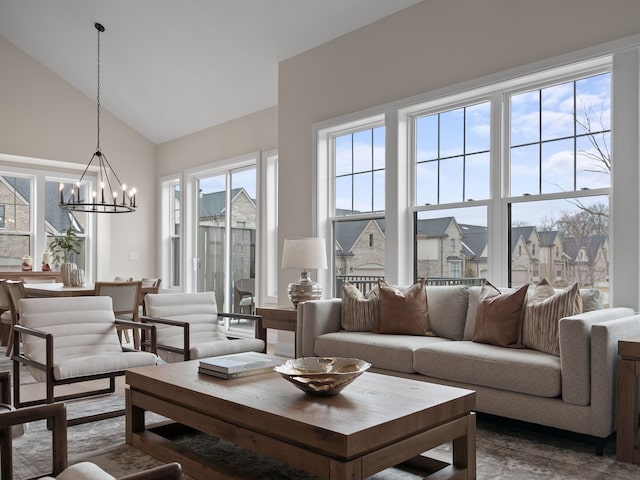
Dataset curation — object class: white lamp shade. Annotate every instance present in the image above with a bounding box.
[281,238,328,270]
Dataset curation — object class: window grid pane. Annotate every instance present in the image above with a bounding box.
[334,126,385,215]
[415,101,490,205]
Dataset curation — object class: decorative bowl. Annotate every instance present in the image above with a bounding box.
[274,357,371,396]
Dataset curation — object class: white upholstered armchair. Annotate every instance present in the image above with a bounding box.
[12,296,159,425]
[142,291,265,362]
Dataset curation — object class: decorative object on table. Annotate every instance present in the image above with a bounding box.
[274,357,370,396]
[49,227,81,286]
[198,352,283,379]
[70,269,85,287]
[58,22,137,214]
[41,250,51,271]
[21,255,33,272]
[281,237,328,308]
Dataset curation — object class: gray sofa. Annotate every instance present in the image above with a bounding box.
[296,285,640,451]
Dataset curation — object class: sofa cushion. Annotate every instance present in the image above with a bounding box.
[523,281,582,356]
[472,282,528,348]
[464,286,482,340]
[414,340,561,398]
[341,282,379,331]
[580,288,603,312]
[425,285,469,340]
[314,331,449,373]
[375,278,430,336]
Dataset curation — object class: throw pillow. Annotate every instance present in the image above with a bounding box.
[523,280,583,356]
[375,278,430,335]
[472,281,528,348]
[340,282,379,331]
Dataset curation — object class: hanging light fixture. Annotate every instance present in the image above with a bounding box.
[60,22,137,213]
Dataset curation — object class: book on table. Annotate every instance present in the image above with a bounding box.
[198,352,283,379]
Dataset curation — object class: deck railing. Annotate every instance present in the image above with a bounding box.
[334,276,485,297]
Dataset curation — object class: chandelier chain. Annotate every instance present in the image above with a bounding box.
[96,24,101,151]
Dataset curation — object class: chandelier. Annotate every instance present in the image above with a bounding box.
[60,22,137,213]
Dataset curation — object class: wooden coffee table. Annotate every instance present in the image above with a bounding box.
[126,361,476,479]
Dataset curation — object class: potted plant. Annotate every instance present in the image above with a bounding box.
[49,227,81,286]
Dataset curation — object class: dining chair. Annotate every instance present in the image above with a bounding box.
[94,281,142,348]
[19,276,60,284]
[233,278,255,315]
[12,295,159,426]
[139,278,161,316]
[4,281,28,357]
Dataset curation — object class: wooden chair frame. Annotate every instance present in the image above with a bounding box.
[141,311,262,360]
[12,320,158,426]
[0,372,181,480]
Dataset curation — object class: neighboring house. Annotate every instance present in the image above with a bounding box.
[0,176,85,268]
[335,218,385,277]
[198,187,256,229]
[335,213,608,289]
[195,187,257,296]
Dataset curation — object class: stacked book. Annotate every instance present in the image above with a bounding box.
[198,352,283,379]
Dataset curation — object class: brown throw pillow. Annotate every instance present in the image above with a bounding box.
[523,280,583,356]
[472,281,528,348]
[375,278,430,335]
[340,282,379,331]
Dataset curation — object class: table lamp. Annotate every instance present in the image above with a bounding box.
[281,237,328,308]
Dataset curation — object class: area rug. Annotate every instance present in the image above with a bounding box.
[4,350,640,479]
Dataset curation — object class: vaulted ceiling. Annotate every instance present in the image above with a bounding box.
[0,0,420,144]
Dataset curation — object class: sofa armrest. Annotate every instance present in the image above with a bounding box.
[296,299,342,357]
[590,314,640,437]
[559,307,635,406]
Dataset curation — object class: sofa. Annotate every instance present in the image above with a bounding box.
[296,283,640,452]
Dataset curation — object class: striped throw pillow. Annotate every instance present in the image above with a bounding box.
[523,280,583,356]
[340,282,379,331]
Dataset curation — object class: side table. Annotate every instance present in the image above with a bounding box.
[617,334,640,463]
[255,307,298,357]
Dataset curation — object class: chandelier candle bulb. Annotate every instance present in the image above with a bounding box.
[59,183,64,203]
[101,182,105,204]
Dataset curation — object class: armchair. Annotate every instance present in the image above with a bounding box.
[0,378,182,480]
[142,291,264,362]
[12,296,159,426]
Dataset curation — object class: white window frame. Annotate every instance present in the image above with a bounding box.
[314,36,640,308]
[159,174,182,291]
[161,150,278,313]
[258,149,279,305]
[0,154,97,281]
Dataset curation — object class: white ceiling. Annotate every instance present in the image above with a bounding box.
[0,0,420,144]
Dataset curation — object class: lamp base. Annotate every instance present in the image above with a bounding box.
[288,271,323,308]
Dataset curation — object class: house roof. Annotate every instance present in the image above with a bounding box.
[198,187,255,219]
[335,218,385,256]
[4,175,81,234]
[416,216,455,237]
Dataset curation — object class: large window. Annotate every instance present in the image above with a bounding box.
[412,68,610,291]
[332,124,385,296]
[317,55,615,299]
[508,72,610,289]
[0,169,90,274]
